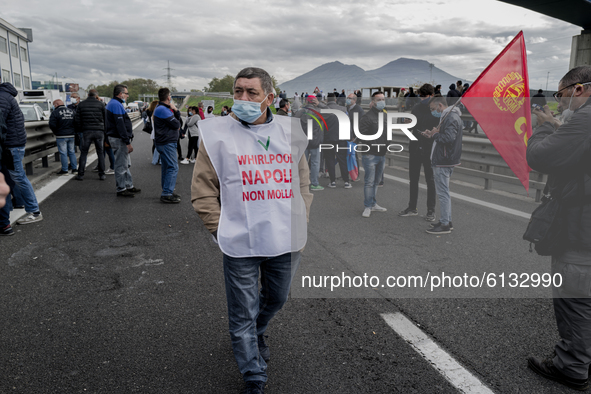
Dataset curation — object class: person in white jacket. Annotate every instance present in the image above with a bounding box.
[180,106,200,164]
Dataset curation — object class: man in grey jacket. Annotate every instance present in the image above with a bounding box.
[422,96,462,234]
[526,66,591,392]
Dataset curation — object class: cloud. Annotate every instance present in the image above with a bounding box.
[3,0,582,92]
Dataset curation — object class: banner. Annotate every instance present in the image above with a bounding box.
[461,31,532,192]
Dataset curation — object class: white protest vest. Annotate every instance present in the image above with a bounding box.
[199,115,308,258]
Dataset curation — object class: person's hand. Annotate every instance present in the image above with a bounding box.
[0,173,9,208]
[421,127,439,138]
[534,105,561,128]
[170,101,177,111]
[127,144,134,153]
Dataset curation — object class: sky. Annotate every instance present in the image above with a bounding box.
[3,0,583,93]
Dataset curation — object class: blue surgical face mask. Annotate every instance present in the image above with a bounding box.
[346,99,352,106]
[431,109,441,118]
[375,101,386,110]
[232,94,270,123]
[188,112,193,116]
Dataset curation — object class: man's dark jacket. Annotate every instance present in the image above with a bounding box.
[431,106,463,167]
[74,97,106,132]
[324,101,347,142]
[153,102,181,145]
[0,83,26,148]
[532,93,547,108]
[294,104,324,149]
[348,103,365,135]
[446,84,460,105]
[276,108,289,116]
[527,96,591,252]
[49,105,76,137]
[358,106,388,156]
[105,97,133,144]
[410,98,439,157]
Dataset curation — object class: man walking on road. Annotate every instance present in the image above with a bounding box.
[422,96,462,234]
[191,67,312,394]
[105,84,140,197]
[153,88,181,203]
[0,77,43,225]
[49,100,78,176]
[526,66,591,392]
[74,89,106,181]
[358,91,388,218]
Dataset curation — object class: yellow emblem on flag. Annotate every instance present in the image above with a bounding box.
[493,72,526,114]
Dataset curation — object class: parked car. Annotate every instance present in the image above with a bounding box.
[19,103,47,122]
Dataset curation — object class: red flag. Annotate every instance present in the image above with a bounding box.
[461,31,532,192]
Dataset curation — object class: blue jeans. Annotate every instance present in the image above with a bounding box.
[7,146,39,213]
[105,145,115,170]
[362,154,385,208]
[108,137,133,193]
[56,137,77,172]
[305,147,320,186]
[433,166,454,225]
[155,143,179,196]
[223,252,301,383]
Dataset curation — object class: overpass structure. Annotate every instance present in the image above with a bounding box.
[499,0,591,68]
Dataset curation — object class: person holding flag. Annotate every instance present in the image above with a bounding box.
[526,66,591,392]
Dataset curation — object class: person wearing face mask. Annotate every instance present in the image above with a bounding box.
[421,95,462,234]
[526,66,591,392]
[358,91,389,218]
[180,106,199,164]
[205,106,215,119]
[221,105,229,116]
[191,67,312,394]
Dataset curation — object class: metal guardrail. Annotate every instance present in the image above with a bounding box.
[355,104,547,201]
[22,112,141,176]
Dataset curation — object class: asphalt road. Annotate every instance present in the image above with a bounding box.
[0,123,574,393]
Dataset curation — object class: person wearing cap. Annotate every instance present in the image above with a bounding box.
[191,67,313,394]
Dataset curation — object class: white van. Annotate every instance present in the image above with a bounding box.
[19,90,63,118]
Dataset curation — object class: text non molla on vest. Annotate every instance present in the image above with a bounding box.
[308,110,418,152]
[238,146,295,202]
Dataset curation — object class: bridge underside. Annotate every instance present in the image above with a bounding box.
[499,0,591,30]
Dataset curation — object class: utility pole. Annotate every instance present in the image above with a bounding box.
[162,60,176,89]
[546,71,550,92]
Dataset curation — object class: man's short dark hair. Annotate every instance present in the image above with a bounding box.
[88,89,98,98]
[327,93,336,101]
[457,80,462,85]
[419,84,435,97]
[113,84,128,97]
[158,88,171,102]
[538,89,544,94]
[234,67,274,95]
[430,96,447,107]
[560,66,591,89]
[279,99,289,109]
[371,91,384,99]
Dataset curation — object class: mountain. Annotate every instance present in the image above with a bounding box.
[277,58,465,96]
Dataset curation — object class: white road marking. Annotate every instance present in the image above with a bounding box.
[382,312,495,394]
[380,172,532,219]
[10,119,144,225]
